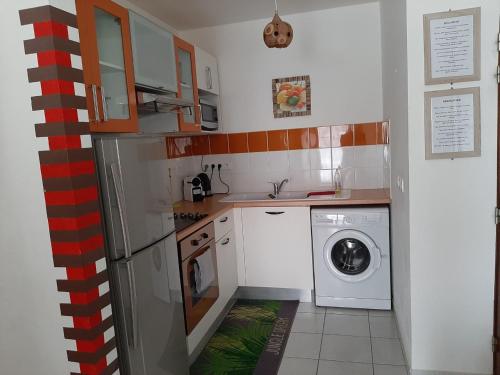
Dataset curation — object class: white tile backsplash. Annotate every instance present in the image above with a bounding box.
[231,153,250,170]
[168,145,388,201]
[268,151,290,171]
[332,146,356,169]
[288,170,312,191]
[340,167,355,190]
[311,170,333,188]
[355,167,384,189]
[310,148,332,170]
[289,150,311,170]
[354,145,385,168]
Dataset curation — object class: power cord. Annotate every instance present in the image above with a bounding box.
[210,164,215,183]
[218,164,230,193]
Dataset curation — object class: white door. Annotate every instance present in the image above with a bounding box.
[195,46,219,95]
[216,230,238,303]
[242,207,313,289]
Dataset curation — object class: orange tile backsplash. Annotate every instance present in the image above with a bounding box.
[331,124,354,148]
[309,126,331,149]
[354,122,378,146]
[377,121,389,145]
[166,121,388,158]
[191,135,210,156]
[267,130,289,151]
[228,133,249,154]
[248,131,268,153]
[209,134,229,154]
[167,136,192,159]
[288,128,309,150]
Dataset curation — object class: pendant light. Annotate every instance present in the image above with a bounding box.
[263,0,293,48]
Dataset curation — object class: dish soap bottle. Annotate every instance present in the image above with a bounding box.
[333,167,342,195]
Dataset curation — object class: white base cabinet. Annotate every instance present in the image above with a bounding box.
[241,207,313,290]
[216,230,238,304]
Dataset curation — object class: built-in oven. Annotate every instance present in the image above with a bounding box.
[200,99,219,132]
[179,222,219,334]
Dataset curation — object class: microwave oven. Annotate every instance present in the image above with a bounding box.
[200,99,219,132]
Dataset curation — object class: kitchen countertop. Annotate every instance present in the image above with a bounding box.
[173,189,391,241]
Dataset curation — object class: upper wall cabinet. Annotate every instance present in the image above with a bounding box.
[129,12,177,93]
[174,36,201,132]
[195,47,220,96]
[76,0,138,133]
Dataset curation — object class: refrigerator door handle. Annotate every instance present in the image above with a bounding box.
[110,163,133,259]
[125,260,139,349]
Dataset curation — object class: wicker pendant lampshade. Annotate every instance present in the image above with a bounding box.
[263,0,293,48]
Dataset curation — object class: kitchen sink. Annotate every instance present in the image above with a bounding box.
[220,190,351,203]
[274,191,309,200]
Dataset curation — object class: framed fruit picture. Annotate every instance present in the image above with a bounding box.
[272,75,311,118]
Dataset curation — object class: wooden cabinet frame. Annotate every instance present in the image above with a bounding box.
[174,36,201,132]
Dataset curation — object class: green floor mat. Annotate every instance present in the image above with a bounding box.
[190,299,299,375]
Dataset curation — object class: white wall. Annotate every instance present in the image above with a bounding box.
[0,1,72,374]
[379,0,412,366]
[181,2,384,133]
[406,0,499,373]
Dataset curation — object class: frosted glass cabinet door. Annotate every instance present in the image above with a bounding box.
[95,7,130,120]
[178,48,195,123]
[129,12,177,93]
[173,36,200,132]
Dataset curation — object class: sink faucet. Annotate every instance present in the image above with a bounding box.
[268,179,289,199]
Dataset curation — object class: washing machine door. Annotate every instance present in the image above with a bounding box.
[323,229,381,283]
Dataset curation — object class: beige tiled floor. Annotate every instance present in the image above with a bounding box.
[278,303,408,375]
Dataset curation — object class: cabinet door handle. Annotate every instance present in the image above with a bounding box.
[100,86,108,121]
[265,211,285,215]
[221,238,230,245]
[91,84,100,122]
[219,217,228,223]
[205,66,212,90]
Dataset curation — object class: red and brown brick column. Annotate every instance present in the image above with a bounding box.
[19,5,118,375]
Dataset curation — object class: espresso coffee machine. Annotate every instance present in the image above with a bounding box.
[197,173,212,197]
[183,176,204,202]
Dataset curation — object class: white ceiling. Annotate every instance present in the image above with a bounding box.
[126,0,377,31]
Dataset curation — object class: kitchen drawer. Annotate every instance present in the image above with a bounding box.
[214,210,233,241]
[179,223,215,261]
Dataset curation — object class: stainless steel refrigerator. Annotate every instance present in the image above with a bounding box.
[94,135,189,375]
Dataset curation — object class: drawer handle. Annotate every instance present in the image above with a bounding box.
[265,211,285,215]
[221,238,230,245]
[191,233,209,246]
[219,217,229,223]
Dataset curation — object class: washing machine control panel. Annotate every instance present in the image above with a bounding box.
[312,213,384,226]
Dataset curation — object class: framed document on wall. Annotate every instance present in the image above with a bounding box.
[423,8,481,85]
[424,87,481,160]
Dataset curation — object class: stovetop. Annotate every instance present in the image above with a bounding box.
[174,212,209,232]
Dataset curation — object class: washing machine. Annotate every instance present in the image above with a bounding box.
[311,207,391,310]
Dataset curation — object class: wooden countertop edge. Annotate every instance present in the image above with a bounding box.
[231,198,391,208]
[175,205,233,241]
[174,189,391,241]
